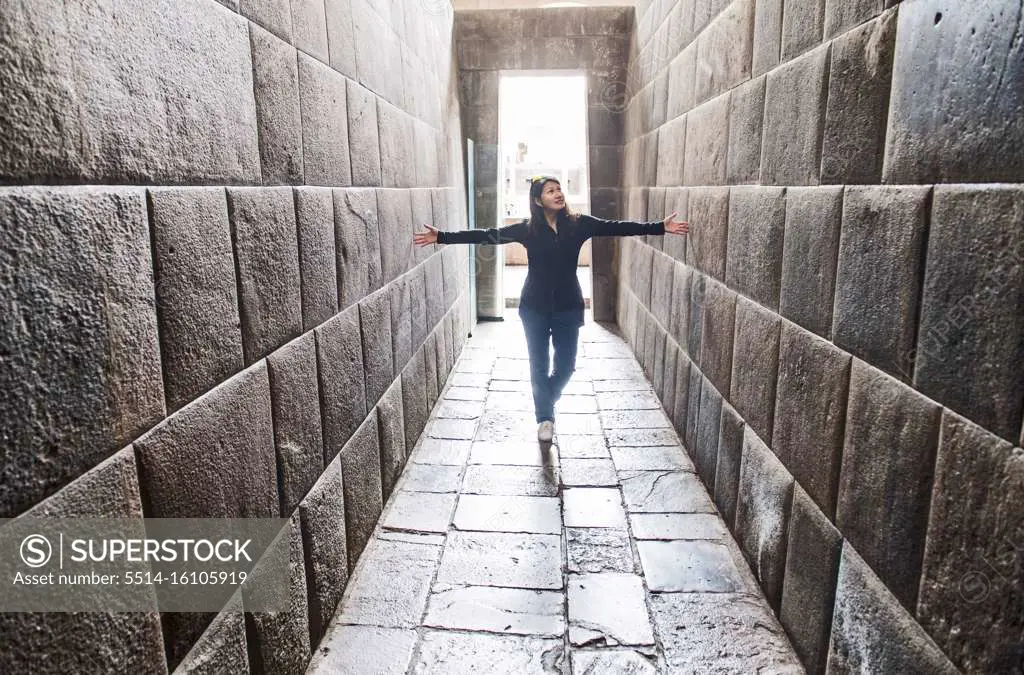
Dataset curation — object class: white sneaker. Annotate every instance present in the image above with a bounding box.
[537,420,554,442]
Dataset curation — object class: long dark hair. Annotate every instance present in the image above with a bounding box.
[526,177,579,238]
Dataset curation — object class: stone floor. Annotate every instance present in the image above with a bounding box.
[308,311,803,674]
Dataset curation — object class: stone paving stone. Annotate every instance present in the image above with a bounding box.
[611,446,694,472]
[470,440,559,467]
[250,24,302,184]
[340,410,383,570]
[338,537,442,628]
[461,465,560,497]
[571,650,658,674]
[600,410,673,429]
[412,438,472,466]
[556,413,606,435]
[434,398,486,419]
[592,379,652,392]
[426,417,477,440]
[454,494,562,534]
[638,540,745,592]
[713,402,745,529]
[650,593,802,671]
[377,531,445,547]
[475,410,541,442]
[411,631,565,674]
[396,463,461,493]
[564,488,628,528]
[630,513,728,540]
[485,391,535,411]
[560,458,619,486]
[556,395,599,414]
[557,435,612,459]
[436,531,563,590]
[566,528,635,574]
[568,573,654,647]
[606,428,681,446]
[445,386,488,401]
[382,490,457,534]
[425,587,564,637]
[307,625,416,674]
[298,458,347,647]
[620,471,717,514]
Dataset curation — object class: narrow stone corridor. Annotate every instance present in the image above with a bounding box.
[308,313,802,674]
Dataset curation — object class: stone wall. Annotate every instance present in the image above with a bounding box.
[0,0,470,672]
[616,0,1023,672]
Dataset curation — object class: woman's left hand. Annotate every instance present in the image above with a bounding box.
[663,212,689,235]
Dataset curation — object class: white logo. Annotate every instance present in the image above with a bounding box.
[20,534,52,568]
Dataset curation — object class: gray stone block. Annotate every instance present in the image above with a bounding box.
[315,304,367,462]
[409,265,428,352]
[643,311,658,378]
[671,353,692,436]
[772,322,850,518]
[441,246,462,311]
[241,0,292,41]
[779,486,841,675]
[735,426,794,612]
[686,187,729,281]
[426,253,445,330]
[684,363,703,456]
[833,186,929,381]
[377,189,415,284]
[823,0,883,38]
[588,106,625,146]
[687,272,706,363]
[663,341,679,415]
[914,185,1024,443]
[250,24,303,184]
[346,79,382,187]
[662,188,688,263]
[828,543,958,674]
[590,145,623,189]
[324,0,357,77]
[291,0,329,61]
[698,279,736,398]
[227,187,303,364]
[335,188,384,309]
[836,360,940,611]
[752,0,783,77]
[379,103,416,189]
[821,9,896,184]
[883,0,1024,183]
[779,186,843,339]
[653,326,667,399]
[410,189,433,265]
[634,245,655,309]
[713,403,744,530]
[643,129,659,186]
[424,333,440,409]
[341,409,384,570]
[650,253,674,329]
[431,188,452,262]
[173,606,248,674]
[917,411,1024,673]
[413,120,439,189]
[352,0,402,100]
[684,94,729,186]
[296,187,340,330]
[781,0,825,61]
[299,457,348,647]
[298,53,351,186]
[668,262,691,352]
[666,44,697,121]
[726,186,786,310]
[149,187,243,413]
[213,0,240,11]
[726,75,766,184]
[459,70,499,108]
[402,347,429,453]
[390,274,413,376]
[694,378,723,490]
[647,187,666,250]
[0,0,259,184]
[729,296,781,444]
[376,379,406,501]
[359,286,394,410]
[0,187,164,518]
[760,44,830,185]
[694,0,754,103]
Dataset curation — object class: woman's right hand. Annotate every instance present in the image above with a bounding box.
[414,223,439,247]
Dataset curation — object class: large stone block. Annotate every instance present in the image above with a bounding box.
[441,244,463,310]
[735,426,794,612]
[781,0,825,61]
[772,322,851,519]
[410,189,434,266]
[713,403,744,529]
[698,279,736,398]
[760,44,830,185]
[298,53,351,186]
[359,285,394,410]
[173,605,248,674]
[671,353,692,436]
[299,457,347,647]
[352,0,402,101]
[459,70,499,108]
[666,44,697,121]
[250,24,303,184]
[0,187,164,518]
[779,486,841,675]
[377,189,415,284]
[653,325,667,399]
[686,187,729,281]
[729,296,781,444]
[643,129,659,186]
[725,186,786,310]
[668,262,691,352]
[335,188,384,309]
[341,409,384,570]
[694,0,754,103]
[683,94,729,186]
[823,0,883,39]
[917,411,1024,673]
[227,187,303,364]
[779,186,843,339]
[413,120,440,189]
[883,0,1024,183]
[726,75,766,184]
[409,265,428,352]
[291,0,329,61]
[684,363,703,455]
[324,0,357,77]
[662,188,688,263]
[647,187,667,250]
[426,253,446,330]
[590,145,623,189]
[828,543,957,673]
[149,187,243,413]
[390,274,413,376]
[376,379,406,501]
[401,347,429,453]
[914,185,1024,443]
[0,0,259,184]
[694,378,723,490]
[687,271,707,362]
[833,186,929,382]
[650,252,674,328]
[346,79,382,187]
[316,305,367,462]
[752,0,784,77]
[241,0,292,41]
[296,187,340,330]
[663,341,679,415]
[424,333,440,409]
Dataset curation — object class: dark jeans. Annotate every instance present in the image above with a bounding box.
[518,306,581,423]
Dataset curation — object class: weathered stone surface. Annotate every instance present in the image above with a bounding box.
[389,274,413,376]
[833,186,929,380]
[694,0,754,103]
[564,488,628,528]
[298,53,351,186]
[686,187,729,280]
[727,75,766,184]
[384,490,457,533]
[713,403,744,529]
[316,304,367,462]
[0,188,164,517]
[601,409,673,430]
[666,44,697,121]
[398,463,460,493]
[424,333,440,409]
[376,378,406,500]
[172,605,247,675]
[558,434,612,459]
[566,528,634,573]
[760,44,829,185]
[241,0,292,41]
[823,0,883,38]
[639,540,744,592]
[410,188,434,265]
[339,537,441,626]
[662,341,678,415]
[561,458,618,486]
[917,411,1024,673]
[611,446,693,472]
[308,625,415,674]
[571,650,657,674]
[650,253,673,332]
[227,187,302,363]
[334,188,383,308]
[453,494,560,534]
[752,0,784,77]
[295,187,339,330]
[462,464,559,496]
[662,188,688,263]
[620,470,716,513]
[684,363,703,453]
[915,185,1024,442]
[730,296,781,443]
[291,0,329,61]
[340,409,383,570]
[772,322,850,518]
[828,543,958,674]
[631,512,728,541]
[409,265,428,351]
[345,78,381,187]
[821,10,896,184]
[694,378,723,490]
[436,531,562,590]
[401,349,428,458]
[425,586,563,637]
[569,573,654,646]
[883,0,1024,183]
[149,188,242,413]
[250,24,303,184]
[377,100,416,188]
[412,631,564,674]
[0,0,259,184]
[698,280,736,397]
[655,115,686,188]
[779,485,841,675]
[377,189,414,284]
[736,427,794,612]
[683,94,730,186]
[781,0,825,61]
[668,266,691,360]
[298,458,347,647]
[267,333,325,515]
[779,186,843,338]
[323,0,357,76]
[726,186,786,310]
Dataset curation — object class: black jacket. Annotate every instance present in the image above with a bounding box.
[436,214,665,323]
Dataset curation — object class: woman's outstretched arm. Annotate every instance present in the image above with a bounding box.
[577,213,688,238]
[414,221,529,246]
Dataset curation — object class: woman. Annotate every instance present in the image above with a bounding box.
[414,176,689,442]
